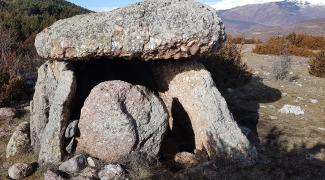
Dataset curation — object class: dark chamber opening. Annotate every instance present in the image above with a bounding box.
[69,58,158,120]
[171,98,195,153]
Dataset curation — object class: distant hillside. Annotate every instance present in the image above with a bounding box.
[0,0,90,79]
[218,0,325,39]
[0,0,90,43]
[0,0,90,106]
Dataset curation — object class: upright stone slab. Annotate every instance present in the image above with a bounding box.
[30,61,76,165]
[152,61,257,164]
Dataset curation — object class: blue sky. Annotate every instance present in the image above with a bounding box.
[67,0,324,11]
[67,0,218,11]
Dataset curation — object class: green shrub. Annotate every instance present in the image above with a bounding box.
[309,51,325,78]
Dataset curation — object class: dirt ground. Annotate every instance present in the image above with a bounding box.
[0,45,324,179]
[241,44,325,152]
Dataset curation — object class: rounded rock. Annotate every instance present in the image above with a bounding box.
[174,152,199,169]
[76,80,168,162]
[0,107,16,119]
[8,163,34,180]
[98,164,126,180]
[6,122,30,158]
[58,154,87,174]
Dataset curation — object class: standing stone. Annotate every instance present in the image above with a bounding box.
[30,61,76,165]
[152,61,257,164]
[77,81,168,162]
[8,163,34,180]
[35,0,225,61]
[6,122,30,158]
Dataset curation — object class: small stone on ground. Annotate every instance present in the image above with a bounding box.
[8,163,34,180]
[279,105,305,115]
[98,164,126,180]
[59,154,87,174]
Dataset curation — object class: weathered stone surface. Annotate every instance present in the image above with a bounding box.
[8,163,34,180]
[35,0,225,61]
[6,122,30,158]
[65,137,75,154]
[278,104,305,115]
[72,167,98,180]
[87,157,100,168]
[77,81,168,162]
[44,170,65,180]
[30,61,76,165]
[58,154,87,174]
[65,120,79,138]
[0,107,16,119]
[152,61,257,164]
[174,152,200,169]
[98,164,126,180]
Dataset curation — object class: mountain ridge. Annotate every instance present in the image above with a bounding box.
[217,0,325,39]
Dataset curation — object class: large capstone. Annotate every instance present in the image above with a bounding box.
[35,0,225,61]
[30,61,76,165]
[76,80,168,162]
[152,61,257,164]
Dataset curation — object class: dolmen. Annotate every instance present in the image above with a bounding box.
[30,0,257,167]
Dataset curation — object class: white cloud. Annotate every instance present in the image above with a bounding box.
[209,0,325,10]
[91,7,118,12]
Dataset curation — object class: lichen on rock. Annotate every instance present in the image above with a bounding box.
[35,0,226,61]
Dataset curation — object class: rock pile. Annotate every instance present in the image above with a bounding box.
[29,0,256,173]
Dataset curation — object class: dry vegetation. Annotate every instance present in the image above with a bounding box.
[200,39,252,89]
[309,51,325,78]
[0,32,25,107]
[229,36,262,44]
[253,33,325,57]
